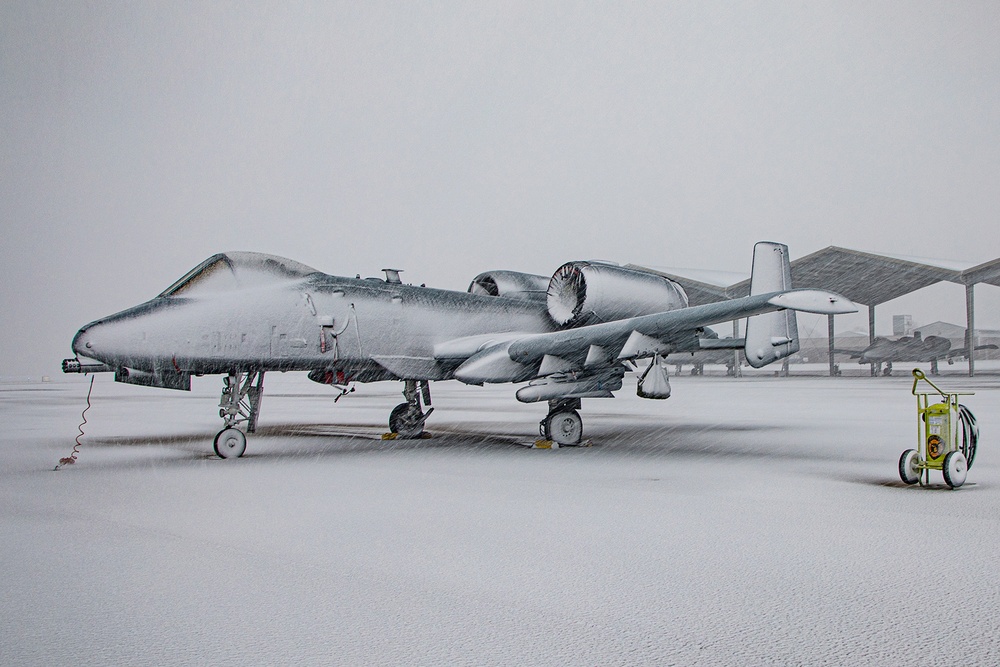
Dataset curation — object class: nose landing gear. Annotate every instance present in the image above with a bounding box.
[214,427,247,458]
[214,371,264,458]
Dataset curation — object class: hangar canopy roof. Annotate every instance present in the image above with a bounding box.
[633,247,1000,308]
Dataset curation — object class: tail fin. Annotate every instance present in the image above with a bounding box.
[744,242,799,368]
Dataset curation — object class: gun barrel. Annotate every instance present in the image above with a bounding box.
[62,358,112,374]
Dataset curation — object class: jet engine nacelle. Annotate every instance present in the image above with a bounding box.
[546,261,688,328]
[468,270,550,302]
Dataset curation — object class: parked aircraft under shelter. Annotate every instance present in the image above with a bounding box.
[836,331,997,376]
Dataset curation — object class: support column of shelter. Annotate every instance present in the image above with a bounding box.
[828,314,837,377]
[868,305,877,377]
[732,319,742,378]
[966,283,976,377]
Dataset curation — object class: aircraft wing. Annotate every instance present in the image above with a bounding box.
[507,289,853,363]
[447,287,855,384]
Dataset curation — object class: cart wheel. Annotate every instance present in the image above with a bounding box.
[898,449,920,485]
[942,451,967,489]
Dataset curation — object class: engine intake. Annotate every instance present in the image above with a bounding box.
[547,261,688,328]
[468,271,549,302]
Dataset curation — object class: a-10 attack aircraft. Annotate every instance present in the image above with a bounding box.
[836,331,997,376]
[63,242,856,457]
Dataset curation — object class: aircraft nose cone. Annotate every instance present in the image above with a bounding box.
[72,326,96,358]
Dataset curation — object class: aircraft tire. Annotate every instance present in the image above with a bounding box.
[389,402,423,439]
[898,449,920,485]
[544,409,583,446]
[214,427,247,459]
[943,451,967,489]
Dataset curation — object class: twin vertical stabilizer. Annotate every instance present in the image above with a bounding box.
[744,242,799,368]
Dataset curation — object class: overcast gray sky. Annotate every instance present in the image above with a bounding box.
[2,1,999,378]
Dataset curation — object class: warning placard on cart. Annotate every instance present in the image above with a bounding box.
[927,434,942,459]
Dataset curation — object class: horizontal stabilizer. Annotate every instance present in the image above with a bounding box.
[767,289,857,315]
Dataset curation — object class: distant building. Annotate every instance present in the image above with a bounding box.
[913,321,969,341]
[914,322,1000,359]
[893,315,913,336]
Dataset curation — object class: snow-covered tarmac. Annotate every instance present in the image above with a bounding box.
[3,370,999,665]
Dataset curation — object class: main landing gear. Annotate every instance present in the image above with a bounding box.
[540,398,583,446]
[214,371,264,458]
[388,380,434,439]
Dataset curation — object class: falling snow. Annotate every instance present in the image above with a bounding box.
[3,369,999,665]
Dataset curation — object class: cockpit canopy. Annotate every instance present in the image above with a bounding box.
[158,252,319,297]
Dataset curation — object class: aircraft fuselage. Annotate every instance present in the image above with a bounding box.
[72,274,556,383]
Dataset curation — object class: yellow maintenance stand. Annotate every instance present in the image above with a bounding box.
[899,369,979,489]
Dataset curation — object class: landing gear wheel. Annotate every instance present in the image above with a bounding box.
[389,403,407,432]
[214,427,247,459]
[544,409,583,446]
[389,402,424,439]
[898,449,920,485]
[943,451,967,489]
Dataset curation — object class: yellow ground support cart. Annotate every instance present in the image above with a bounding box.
[899,369,979,489]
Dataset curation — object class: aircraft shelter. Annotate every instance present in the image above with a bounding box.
[633,247,1000,376]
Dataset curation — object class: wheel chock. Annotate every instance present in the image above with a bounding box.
[382,432,432,440]
[531,439,595,448]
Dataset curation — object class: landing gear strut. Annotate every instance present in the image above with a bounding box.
[540,398,583,446]
[388,380,433,439]
[214,370,264,458]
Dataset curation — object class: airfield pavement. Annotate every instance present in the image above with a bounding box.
[2,367,1000,665]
